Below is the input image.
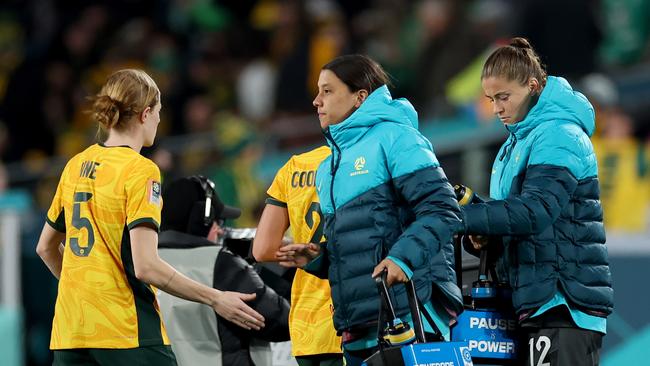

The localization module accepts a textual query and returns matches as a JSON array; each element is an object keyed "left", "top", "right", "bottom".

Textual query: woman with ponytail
[
  {"left": 458, "top": 38, "right": 613, "bottom": 365},
  {"left": 36, "top": 69, "right": 264, "bottom": 365}
]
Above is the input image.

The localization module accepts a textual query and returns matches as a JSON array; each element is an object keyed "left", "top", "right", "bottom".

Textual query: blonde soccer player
[{"left": 36, "top": 69, "right": 264, "bottom": 365}]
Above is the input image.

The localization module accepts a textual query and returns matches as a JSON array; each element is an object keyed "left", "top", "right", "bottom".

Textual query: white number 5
[{"left": 529, "top": 335, "right": 551, "bottom": 366}]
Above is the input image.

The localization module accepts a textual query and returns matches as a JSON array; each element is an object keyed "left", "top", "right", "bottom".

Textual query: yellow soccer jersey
[
  {"left": 46, "top": 143, "right": 170, "bottom": 349},
  {"left": 266, "top": 146, "right": 341, "bottom": 356},
  {"left": 593, "top": 137, "right": 650, "bottom": 231}
]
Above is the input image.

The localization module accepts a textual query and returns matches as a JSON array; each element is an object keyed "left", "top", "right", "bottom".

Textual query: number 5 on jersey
[{"left": 70, "top": 192, "right": 95, "bottom": 257}]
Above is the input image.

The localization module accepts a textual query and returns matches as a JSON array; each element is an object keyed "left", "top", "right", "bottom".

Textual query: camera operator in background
[
  {"left": 157, "top": 176, "right": 290, "bottom": 366},
  {"left": 457, "top": 38, "right": 613, "bottom": 365}
]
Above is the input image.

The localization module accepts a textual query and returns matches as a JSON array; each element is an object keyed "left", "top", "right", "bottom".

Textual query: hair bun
[
  {"left": 510, "top": 37, "right": 532, "bottom": 50},
  {"left": 90, "top": 69, "right": 160, "bottom": 133},
  {"left": 93, "top": 94, "right": 121, "bottom": 130}
]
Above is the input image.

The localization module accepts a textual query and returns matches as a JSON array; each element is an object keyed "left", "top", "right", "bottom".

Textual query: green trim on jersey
[
  {"left": 53, "top": 345, "right": 177, "bottom": 366},
  {"left": 120, "top": 226, "right": 165, "bottom": 346},
  {"left": 46, "top": 209, "right": 66, "bottom": 233},
  {"left": 127, "top": 218, "right": 160, "bottom": 232}
]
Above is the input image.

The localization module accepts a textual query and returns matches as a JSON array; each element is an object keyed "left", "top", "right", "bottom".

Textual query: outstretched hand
[
  {"left": 275, "top": 243, "right": 321, "bottom": 268},
  {"left": 211, "top": 291, "right": 265, "bottom": 331},
  {"left": 372, "top": 258, "right": 407, "bottom": 287}
]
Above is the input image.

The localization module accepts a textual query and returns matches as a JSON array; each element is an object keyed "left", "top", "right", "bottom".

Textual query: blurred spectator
[
  {"left": 184, "top": 94, "right": 215, "bottom": 133},
  {"left": 352, "top": 0, "right": 412, "bottom": 96},
  {"left": 208, "top": 111, "right": 266, "bottom": 227},
  {"left": 0, "top": 121, "right": 9, "bottom": 159},
  {"left": 306, "top": 0, "right": 349, "bottom": 96},
  {"left": 582, "top": 73, "right": 650, "bottom": 232},
  {"left": 237, "top": 58, "right": 277, "bottom": 122},
  {"left": 272, "top": 0, "right": 313, "bottom": 113},
  {"left": 0, "top": 14, "right": 23, "bottom": 101},
  {"left": 1, "top": 59, "right": 54, "bottom": 161},
  {"left": 592, "top": 109, "right": 650, "bottom": 232},
  {"left": 516, "top": 0, "right": 601, "bottom": 81},
  {"left": 599, "top": 0, "right": 650, "bottom": 68},
  {"left": 411, "top": 0, "right": 490, "bottom": 117}
]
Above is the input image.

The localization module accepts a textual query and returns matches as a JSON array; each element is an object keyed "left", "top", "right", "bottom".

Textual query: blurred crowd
[
  {"left": 0, "top": 1, "right": 649, "bottom": 365},
  {"left": 1, "top": 0, "right": 650, "bottom": 231}
]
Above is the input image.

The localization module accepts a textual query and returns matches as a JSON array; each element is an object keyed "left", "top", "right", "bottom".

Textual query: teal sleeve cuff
[
  {"left": 304, "top": 253, "right": 324, "bottom": 272},
  {"left": 387, "top": 256, "right": 413, "bottom": 279},
  {"left": 302, "top": 243, "right": 329, "bottom": 279}
]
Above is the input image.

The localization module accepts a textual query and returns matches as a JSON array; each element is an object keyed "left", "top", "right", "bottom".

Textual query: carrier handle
[{"left": 375, "top": 270, "right": 445, "bottom": 344}]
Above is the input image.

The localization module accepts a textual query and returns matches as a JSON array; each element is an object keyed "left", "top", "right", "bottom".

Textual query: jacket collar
[
  {"left": 505, "top": 76, "right": 595, "bottom": 139},
  {"left": 324, "top": 85, "right": 419, "bottom": 150}
]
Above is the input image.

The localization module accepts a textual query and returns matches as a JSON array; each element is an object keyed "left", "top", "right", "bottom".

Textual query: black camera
[
  {"left": 220, "top": 226, "right": 295, "bottom": 301},
  {"left": 220, "top": 227, "right": 257, "bottom": 259}
]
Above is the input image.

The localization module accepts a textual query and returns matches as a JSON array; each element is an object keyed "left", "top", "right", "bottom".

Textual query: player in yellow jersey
[
  {"left": 35, "top": 69, "right": 264, "bottom": 366},
  {"left": 253, "top": 146, "right": 343, "bottom": 366}
]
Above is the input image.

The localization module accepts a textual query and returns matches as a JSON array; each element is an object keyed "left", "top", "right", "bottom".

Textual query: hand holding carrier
[
  {"left": 363, "top": 270, "right": 473, "bottom": 366},
  {"left": 452, "top": 184, "right": 519, "bottom": 365}
]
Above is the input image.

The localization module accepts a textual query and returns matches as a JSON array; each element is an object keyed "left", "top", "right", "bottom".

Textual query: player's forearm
[
  {"left": 253, "top": 204, "right": 290, "bottom": 262},
  {"left": 36, "top": 224, "right": 66, "bottom": 280},
  {"left": 136, "top": 257, "right": 217, "bottom": 306},
  {"left": 252, "top": 236, "right": 283, "bottom": 262},
  {"left": 37, "top": 247, "right": 63, "bottom": 280}
]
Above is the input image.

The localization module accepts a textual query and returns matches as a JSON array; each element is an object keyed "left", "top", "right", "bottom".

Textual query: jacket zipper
[
  {"left": 323, "top": 129, "right": 347, "bottom": 328},
  {"left": 499, "top": 132, "right": 517, "bottom": 161},
  {"left": 497, "top": 132, "right": 517, "bottom": 198}
]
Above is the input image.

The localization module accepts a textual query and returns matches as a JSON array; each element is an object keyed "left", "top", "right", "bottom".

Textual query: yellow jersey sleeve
[
  {"left": 46, "top": 164, "right": 69, "bottom": 233},
  {"left": 266, "top": 158, "right": 292, "bottom": 207},
  {"left": 125, "top": 161, "right": 162, "bottom": 231}
]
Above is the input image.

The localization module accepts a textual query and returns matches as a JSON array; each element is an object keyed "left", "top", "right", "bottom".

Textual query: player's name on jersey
[
  {"left": 291, "top": 170, "right": 316, "bottom": 188},
  {"left": 80, "top": 160, "right": 100, "bottom": 179}
]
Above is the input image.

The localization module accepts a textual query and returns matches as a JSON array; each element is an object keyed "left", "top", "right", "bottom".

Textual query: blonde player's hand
[
  {"left": 211, "top": 291, "right": 265, "bottom": 330},
  {"left": 276, "top": 243, "right": 321, "bottom": 268},
  {"left": 372, "top": 258, "right": 408, "bottom": 287}
]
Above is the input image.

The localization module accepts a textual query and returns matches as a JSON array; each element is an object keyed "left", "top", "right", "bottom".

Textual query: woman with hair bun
[
  {"left": 459, "top": 38, "right": 613, "bottom": 365},
  {"left": 36, "top": 69, "right": 264, "bottom": 365}
]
